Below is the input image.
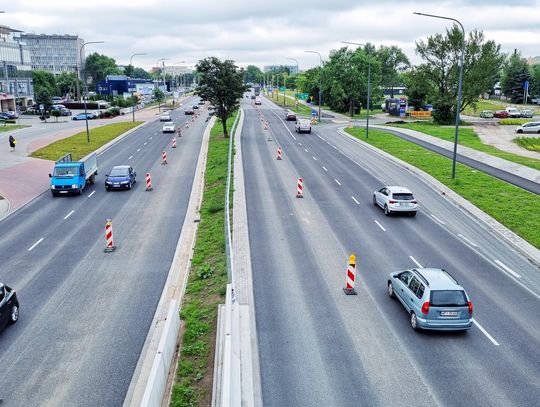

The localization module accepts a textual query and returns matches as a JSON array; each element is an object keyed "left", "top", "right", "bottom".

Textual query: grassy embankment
[
  {"left": 385, "top": 122, "right": 540, "bottom": 171},
  {"left": 514, "top": 137, "right": 540, "bottom": 152},
  {"left": 0, "top": 124, "right": 29, "bottom": 132},
  {"left": 345, "top": 127, "right": 540, "bottom": 249},
  {"left": 30, "top": 122, "right": 142, "bottom": 161},
  {"left": 170, "top": 112, "right": 238, "bottom": 406}
]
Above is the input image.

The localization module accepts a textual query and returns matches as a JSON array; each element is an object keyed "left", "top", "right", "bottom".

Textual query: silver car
[
  {"left": 515, "top": 122, "right": 540, "bottom": 134},
  {"left": 373, "top": 186, "right": 417, "bottom": 216},
  {"left": 387, "top": 268, "right": 473, "bottom": 331}
]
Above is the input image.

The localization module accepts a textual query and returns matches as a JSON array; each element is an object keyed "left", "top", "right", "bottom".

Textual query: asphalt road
[
  {"left": 0, "top": 98, "right": 207, "bottom": 406},
  {"left": 243, "top": 97, "right": 540, "bottom": 406}
]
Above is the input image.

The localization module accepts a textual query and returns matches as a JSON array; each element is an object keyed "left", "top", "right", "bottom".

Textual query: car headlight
[
  {"left": 120, "top": 180, "right": 129, "bottom": 184},
  {"left": 71, "top": 184, "right": 78, "bottom": 188},
  {"left": 51, "top": 185, "right": 56, "bottom": 189},
  {"left": 105, "top": 180, "right": 112, "bottom": 184}
]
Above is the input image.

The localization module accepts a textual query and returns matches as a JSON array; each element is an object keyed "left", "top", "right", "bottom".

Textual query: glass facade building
[{"left": 19, "top": 34, "right": 84, "bottom": 75}]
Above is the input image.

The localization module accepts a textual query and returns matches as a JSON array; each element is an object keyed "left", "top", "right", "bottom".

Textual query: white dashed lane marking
[
  {"left": 28, "top": 238, "right": 44, "bottom": 252},
  {"left": 64, "top": 210, "right": 75, "bottom": 220}
]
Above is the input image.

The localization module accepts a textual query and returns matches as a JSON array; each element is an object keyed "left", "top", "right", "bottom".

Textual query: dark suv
[{"left": 0, "top": 283, "right": 19, "bottom": 333}]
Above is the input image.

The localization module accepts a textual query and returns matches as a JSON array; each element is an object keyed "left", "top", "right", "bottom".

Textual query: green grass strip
[
  {"left": 498, "top": 118, "right": 532, "bottom": 125},
  {"left": 171, "top": 112, "right": 238, "bottom": 407},
  {"left": 30, "top": 121, "right": 142, "bottom": 161},
  {"left": 345, "top": 127, "right": 540, "bottom": 249},
  {"left": 514, "top": 137, "right": 540, "bottom": 152},
  {"left": 0, "top": 125, "right": 29, "bottom": 133},
  {"left": 385, "top": 122, "right": 540, "bottom": 172}
]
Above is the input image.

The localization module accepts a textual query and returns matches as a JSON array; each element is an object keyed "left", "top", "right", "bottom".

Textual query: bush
[
  {"left": 196, "top": 263, "right": 214, "bottom": 280},
  {"left": 499, "top": 118, "right": 531, "bottom": 125},
  {"left": 109, "top": 107, "right": 121, "bottom": 116}
]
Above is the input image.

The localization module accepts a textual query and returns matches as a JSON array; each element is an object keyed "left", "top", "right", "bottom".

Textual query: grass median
[
  {"left": 345, "top": 127, "right": 540, "bottom": 249},
  {"left": 385, "top": 122, "right": 540, "bottom": 171},
  {"left": 171, "top": 112, "right": 238, "bottom": 407},
  {"left": 515, "top": 137, "right": 540, "bottom": 152},
  {"left": 0, "top": 124, "right": 29, "bottom": 133},
  {"left": 30, "top": 121, "right": 143, "bottom": 161}
]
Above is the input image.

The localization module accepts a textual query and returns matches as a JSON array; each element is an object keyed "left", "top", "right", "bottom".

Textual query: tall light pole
[
  {"left": 129, "top": 52, "right": 146, "bottom": 122},
  {"left": 342, "top": 41, "right": 372, "bottom": 138},
  {"left": 305, "top": 50, "right": 323, "bottom": 122},
  {"left": 80, "top": 41, "right": 105, "bottom": 144},
  {"left": 155, "top": 58, "right": 168, "bottom": 111},
  {"left": 414, "top": 11, "right": 465, "bottom": 180},
  {"left": 171, "top": 61, "right": 185, "bottom": 105}
]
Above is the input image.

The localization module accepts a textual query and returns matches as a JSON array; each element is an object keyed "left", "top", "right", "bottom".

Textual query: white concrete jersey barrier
[{"left": 140, "top": 300, "right": 180, "bottom": 406}]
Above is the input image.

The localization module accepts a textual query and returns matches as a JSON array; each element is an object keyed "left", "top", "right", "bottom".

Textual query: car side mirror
[
  {"left": 49, "top": 173, "right": 52, "bottom": 178},
  {"left": 105, "top": 174, "right": 108, "bottom": 177},
  {"left": 392, "top": 274, "right": 399, "bottom": 278}
]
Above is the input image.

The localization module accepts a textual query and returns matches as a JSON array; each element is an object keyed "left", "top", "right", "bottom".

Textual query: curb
[{"left": 338, "top": 127, "right": 540, "bottom": 267}]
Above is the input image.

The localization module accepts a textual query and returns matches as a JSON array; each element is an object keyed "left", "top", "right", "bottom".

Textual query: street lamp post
[
  {"left": 129, "top": 53, "right": 147, "bottom": 122},
  {"left": 342, "top": 41, "right": 372, "bottom": 138},
  {"left": 171, "top": 61, "right": 185, "bottom": 105},
  {"left": 305, "top": 51, "right": 323, "bottom": 122},
  {"left": 414, "top": 11, "right": 465, "bottom": 180},
  {"left": 80, "top": 41, "right": 105, "bottom": 143},
  {"left": 155, "top": 58, "right": 168, "bottom": 112}
]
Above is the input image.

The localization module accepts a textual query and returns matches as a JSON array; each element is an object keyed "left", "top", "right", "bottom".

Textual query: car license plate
[
  {"left": 113, "top": 184, "right": 120, "bottom": 187},
  {"left": 60, "top": 191, "right": 68, "bottom": 194},
  {"left": 400, "top": 202, "right": 410, "bottom": 206},
  {"left": 440, "top": 311, "right": 458, "bottom": 317}
]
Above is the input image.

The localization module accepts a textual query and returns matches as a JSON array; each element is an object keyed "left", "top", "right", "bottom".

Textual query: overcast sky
[{"left": 4, "top": 0, "right": 540, "bottom": 70}]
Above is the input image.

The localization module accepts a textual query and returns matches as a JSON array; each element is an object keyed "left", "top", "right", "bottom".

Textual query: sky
[{"left": 3, "top": 0, "right": 540, "bottom": 71}]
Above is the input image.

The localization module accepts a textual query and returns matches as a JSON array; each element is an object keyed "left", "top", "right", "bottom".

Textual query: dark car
[
  {"left": 72, "top": 113, "right": 95, "bottom": 121},
  {"left": 198, "top": 100, "right": 206, "bottom": 105},
  {"left": 0, "top": 283, "right": 19, "bottom": 333},
  {"left": 251, "top": 95, "right": 256, "bottom": 100},
  {"left": 193, "top": 105, "right": 200, "bottom": 110},
  {"left": 493, "top": 110, "right": 510, "bottom": 119},
  {"left": 105, "top": 165, "right": 136, "bottom": 191},
  {"left": 185, "top": 109, "right": 195, "bottom": 115},
  {"left": 0, "top": 111, "right": 18, "bottom": 119},
  {"left": 285, "top": 111, "right": 297, "bottom": 121}
]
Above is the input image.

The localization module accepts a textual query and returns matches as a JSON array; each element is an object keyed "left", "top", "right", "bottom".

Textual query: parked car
[
  {"left": 105, "top": 165, "right": 136, "bottom": 191},
  {"left": 51, "top": 96, "right": 64, "bottom": 103},
  {"left": 0, "top": 111, "right": 18, "bottom": 119},
  {"left": 198, "top": 100, "right": 206, "bottom": 105},
  {"left": 387, "top": 268, "right": 473, "bottom": 331},
  {"left": 160, "top": 113, "right": 171, "bottom": 121},
  {"left": 493, "top": 110, "right": 510, "bottom": 119},
  {"left": 52, "top": 106, "right": 71, "bottom": 116},
  {"left": 373, "top": 186, "right": 418, "bottom": 216},
  {"left": 162, "top": 121, "right": 176, "bottom": 133},
  {"left": 72, "top": 113, "right": 95, "bottom": 121},
  {"left": 479, "top": 110, "right": 494, "bottom": 118},
  {"left": 0, "top": 283, "right": 19, "bottom": 333},
  {"left": 520, "top": 109, "right": 534, "bottom": 118},
  {"left": 285, "top": 111, "right": 297, "bottom": 121},
  {"left": 295, "top": 118, "right": 311, "bottom": 133},
  {"left": 96, "top": 100, "right": 111, "bottom": 108},
  {"left": 192, "top": 105, "right": 199, "bottom": 110},
  {"left": 505, "top": 107, "right": 521, "bottom": 118},
  {"left": 515, "top": 122, "right": 540, "bottom": 134},
  {"left": 185, "top": 109, "right": 194, "bottom": 115},
  {"left": 251, "top": 95, "right": 256, "bottom": 100}
]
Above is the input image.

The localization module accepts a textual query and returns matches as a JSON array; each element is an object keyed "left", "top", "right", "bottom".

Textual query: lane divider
[
  {"left": 343, "top": 254, "right": 357, "bottom": 295},
  {"left": 28, "top": 237, "right": 44, "bottom": 252},
  {"left": 64, "top": 210, "right": 75, "bottom": 220}
]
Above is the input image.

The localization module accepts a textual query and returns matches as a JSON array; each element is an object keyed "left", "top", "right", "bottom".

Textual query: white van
[{"left": 295, "top": 118, "right": 312, "bottom": 133}]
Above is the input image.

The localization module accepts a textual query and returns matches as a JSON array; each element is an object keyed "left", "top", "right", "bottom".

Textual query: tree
[
  {"left": 376, "top": 45, "right": 410, "bottom": 98},
  {"left": 132, "top": 67, "right": 151, "bottom": 80},
  {"left": 500, "top": 52, "right": 532, "bottom": 103},
  {"left": 56, "top": 72, "right": 82, "bottom": 98},
  {"left": 413, "top": 25, "right": 504, "bottom": 124},
  {"left": 153, "top": 88, "right": 164, "bottom": 102},
  {"left": 32, "top": 70, "right": 57, "bottom": 97},
  {"left": 84, "top": 53, "right": 121, "bottom": 86},
  {"left": 403, "top": 70, "right": 429, "bottom": 110},
  {"left": 531, "top": 64, "right": 540, "bottom": 99},
  {"left": 296, "top": 67, "right": 321, "bottom": 105},
  {"left": 51, "top": 109, "right": 61, "bottom": 123},
  {"left": 195, "top": 57, "right": 247, "bottom": 137},
  {"left": 244, "top": 65, "right": 264, "bottom": 84}
]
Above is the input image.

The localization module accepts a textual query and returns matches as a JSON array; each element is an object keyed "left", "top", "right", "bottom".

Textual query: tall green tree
[
  {"left": 195, "top": 57, "right": 247, "bottom": 137},
  {"left": 32, "top": 70, "right": 57, "bottom": 97},
  {"left": 132, "top": 67, "right": 151, "bottom": 80},
  {"left": 296, "top": 67, "right": 321, "bottom": 105},
  {"left": 376, "top": 45, "right": 410, "bottom": 98},
  {"left": 531, "top": 64, "right": 540, "bottom": 99},
  {"left": 56, "top": 72, "right": 82, "bottom": 97},
  {"left": 413, "top": 25, "right": 504, "bottom": 124},
  {"left": 500, "top": 52, "right": 532, "bottom": 103},
  {"left": 84, "top": 53, "right": 121, "bottom": 86},
  {"left": 244, "top": 65, "right": 264, "bottom": 84}
]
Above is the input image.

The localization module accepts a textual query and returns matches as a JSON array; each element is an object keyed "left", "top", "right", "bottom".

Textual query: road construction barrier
[
  {"left": 145, "top": 173, "right": 153, "bottom": 191},
  {"left": 264, "top": 121, "right": 268, "bottom": 130},
  {"left": 277, "top": 146, "right": 282, "bottom": 160},
  {"left": 296, "top": 178, "right": 303, "bottom": 198},
  {"left": 104, "top": 219, "right": 116, "bottom": 252},
  {"left": 162, "top": 151, "right": 167, "bottom": 165},
  {"left": 172, "top": 137, "right": 177, "bottom": 148},
  {"left": 343, "top": 254, "right": 357, "bottom": 295}
]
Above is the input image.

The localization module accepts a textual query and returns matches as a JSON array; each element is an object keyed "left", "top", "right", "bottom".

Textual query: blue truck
[{"left": 49, "top": 153, "right": 98, "bottom": 196}]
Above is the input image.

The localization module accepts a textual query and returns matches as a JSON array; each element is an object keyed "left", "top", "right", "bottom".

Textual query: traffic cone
[
  {"left": 343, "top": 255, "right": 357, "bottom": 295},
  {"left": 296, "top": 178, "right": 303, "bottom": 198},
  {"left": 162, "top": 151, "right": 167, "bottom": 165},
  {"left": 104, "top": 219, "right": 116, "bottom": 252},
  {"left": 145, "top": 173, "right": 153, "bottom": 191}
]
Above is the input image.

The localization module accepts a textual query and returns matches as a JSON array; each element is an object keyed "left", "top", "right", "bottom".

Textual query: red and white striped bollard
[
  {"left": 172, "top": 137, "right": 176, "bottom": 148},
  {"left": 277, "top": 146, "right": 282, "bottom": 160},
  {"left": 296, "top": 177, "right": 303, "bottom": 198},
  {"left": 145, "top": 172, "right": 152, "bottom": 191},
  {"left": 104, "top": 219, "right": 116, "bottom": 252},
  {"left": 162, "top": 151, "right": 167, "bottom": 165},
  {"left": 343, "top": 254, "right": 357, "bottom": 295}
]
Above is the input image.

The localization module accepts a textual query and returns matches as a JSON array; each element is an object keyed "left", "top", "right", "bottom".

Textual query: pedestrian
[{"left": 9, "top": 135, "right": 16, "bottom": 152}]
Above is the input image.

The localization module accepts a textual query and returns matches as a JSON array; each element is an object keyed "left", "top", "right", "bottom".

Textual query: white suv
[
  {"left": 505, "top": 107, "right": 521, "bottom": 118},
  {"left": 295, "top": 118, "right": 312, "bottom": 133},
  {"left": 373, "top": 186, "right": 418, "bottom": 216}
]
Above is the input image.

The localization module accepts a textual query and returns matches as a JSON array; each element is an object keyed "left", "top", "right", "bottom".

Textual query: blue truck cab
[{"left": 49, "top": 153, "right": 98, "bottom": 196}]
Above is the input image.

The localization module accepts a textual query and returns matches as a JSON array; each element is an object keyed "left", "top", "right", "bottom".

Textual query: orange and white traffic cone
[
  {"left": 162, "top": 151, "right": 167, "bottom": 165},
  {"left": 145, "top": 172, "right": 153, "bottom": 191},
  {"left": 296, "top": 178, "right": 303, "bottom": 198},
  {"left": 343, "top": 255, "right": 357, "bottom": 295},
  {"left": 277, "top": 146, "right": 282, "bottom": 160},
  {"left": 172, "top": 137, "right": 177, "bottom": 148},
  {"left": 104, "top": 219, "right": 116, "bottom": 252}
]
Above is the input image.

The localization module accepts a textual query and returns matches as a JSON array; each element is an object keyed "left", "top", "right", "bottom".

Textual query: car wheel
[
  {"left": 373, "top": 195, "right": 378, "bottom": 206},
  {"left": 410, "top": 312, "right": 420, "bottom": 331},
  {"left": 51, "top": 190, "right": 59, "bottom": 197},
  {"left": 410, "top": 211, "right": 417, "bottom": 217},
  {"left": 9, "top": 304, "right": 19, "bottom": 324},
  {"left": 537, "top": 130, "right": 540, "bottom": 134},
  {"left": 517, "top": 129, "right": 523, "bottom": 133},
  {"left": 127, "top": 182, "right": 132, "bottom": 190},
  {"left": 387, "top": 282, "right": 395, "bottom": 298},
  {"left": 105, "top": 187, "right": 110, "bottom": 192},
  {"left": 384, "top": 205, "right": 391, "bottom": 216}
]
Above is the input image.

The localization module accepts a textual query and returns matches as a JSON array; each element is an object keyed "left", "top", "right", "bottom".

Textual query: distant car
[
  {"left": 96, "top": 100, "right": 111, "bottom": 108},
  {"left": 251, "top": 95, "right": 256, "bottom": 100},
  {"left": 52, "top": 106, "right": 72, "bottom": 116},
  {"left": 0, "top": 111, "right": 18, "bottom": 119},
  {"left": 254, "top": 97, "right": 262, "bottom": 105},
  {"left": 160, "top": 113, "right": 171, "bottom": 121},
  {"left": 185, "top": 109, "right": 194, "bottom": 115},
  {"left": 285, "top": 111, "right": 297, "bottom": 121},
  {"left": 373, "top": 186, "right": 417, "bottom": 216},
  {"left": 295, "top": 118, "right": 311, "bottom": 133},
  {"left": 387, "top": 268, "right": 473, "bottom": 331},
  {"left": 198, "top": 100, "right": 206, "bottom": 105},
  {"left": 72, "top": 113, "right": 95, "bottom": 120},
  {"left": 479, "top": 110, "right": 493, "bottom": 118},
  {"left": 515, "top": 122, "right": 540, "bottom": 134},
  {"left": 162, "top": 121, "right": 176, "bottom": 133},
  {"left": 192, "top": 105, "right": 199, "bottom": 110},
  {"left": 493, "top": 110, "right": 509, "bottom": 119},
  {"left": 0, "top": 283, "right": 19, "bottom": 333},
  {"left": 105, "top": 165, "right": 136, "bottom": 191},
  {"left": 51, "top": 96, "right": 63, "bottom": 103},
  {"left": 520, "top": 109, "right": 534, "bottom": 118},
  {"left": 505, "top": 107, "right": 521, "bottom": 118}
]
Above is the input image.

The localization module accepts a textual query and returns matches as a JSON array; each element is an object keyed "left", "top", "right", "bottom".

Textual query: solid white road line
[
  {"left": 317, "top": 134, "right": 324, "bottom": 140},
  {"left": 291, "top": 134, "right": 297, "bottom": 141},
  {"left": 64, "top": 210, "right": 75, "bottom": 220},
  {"left": 351, "top": 196, "right": 360, "bottom": 205},
  {"left": 129, "top": 155, "right": 133, "bottom": 160},
  {"left": 137, "top": 148, "right": 141, "bottom": 152},
  {"left": 334, "top": 179, "right": 341, "bottom": 186},
  {"left": 409, "top": 256, "right": 422, "bottom": 268},
  {"left": 458, "top": 233, "right": 478, "bottom": 247},
  {"left": 473, "top": 319, "right": 500, "bottom": 346},
  {"left": 430, "top": 214, "right": 446, "bottom": 225},
  {"left": 150, "top": 136, "right": 153, "bottom": 140},
  {"left": 299, "top": 142, "right": 302, "bottom": 146},
  {"left": 374, "top": 220, "right": 386, "bottom": 231},
  {"left": 28, "top": 238, "right": 44, "bottom": 252},
  {"left": 495, "top": 260, "right": 522, "bottom": 278},
  {"left": 304, "top": 148, "right": 309, "bottom": 153},
  {"left": 88, "top": 191, "right": 96, "bottom": 198},
  {"left": 312, "top": 156, "right": 318, "bottom": 161},
  {"left": 144, "top": 142, "right": 147, "bottom": 145},
  {"left": 322, "top": 166, "right": 328, "bottom": 172}
]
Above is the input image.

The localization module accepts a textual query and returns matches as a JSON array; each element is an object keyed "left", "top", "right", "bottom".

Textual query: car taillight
[
  {"left": 468, "top": 301, "right": 473, "bottom": 315},
  {"left": 421, "top": 302, "right": 430, "bottom": 315},
  {"left": 412, "top": 200, "right": 417, "bottom": 204},
  {"left": 389, "top": 200, "right": 397, "bottom": 204}
]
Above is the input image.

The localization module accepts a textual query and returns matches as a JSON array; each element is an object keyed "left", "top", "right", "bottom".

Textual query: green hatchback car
[{"left": 479, "top": 110, "right": 494, "bottom": 118}]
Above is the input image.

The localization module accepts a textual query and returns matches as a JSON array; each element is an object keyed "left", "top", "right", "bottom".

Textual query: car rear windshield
[
  {"left": 430, "top": 290, "right": 467, "bottom": 306},
  {"left": 392, "top": 193, "right": 414, "bottom": 200}
]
